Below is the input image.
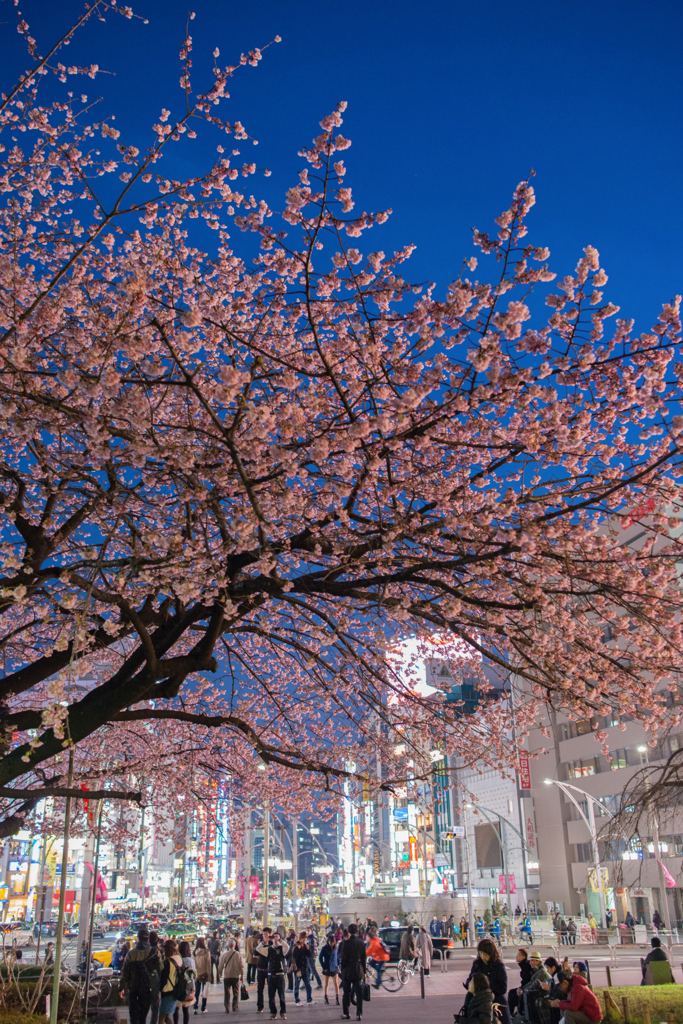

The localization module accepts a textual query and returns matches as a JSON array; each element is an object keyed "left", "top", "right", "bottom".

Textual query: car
[
  {"left": 377, "top": 926, "right": 455, "bottom": 962},
  {"left": 92, "top": 924, "right": 107, "bottom": 938}
]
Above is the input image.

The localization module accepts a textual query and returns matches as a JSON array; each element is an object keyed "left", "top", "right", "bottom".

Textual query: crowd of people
[{"left": 460, "top": 940, "right": 603, "bottom": 1024}]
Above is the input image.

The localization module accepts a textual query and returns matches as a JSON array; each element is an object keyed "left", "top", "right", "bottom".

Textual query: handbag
[
  {"left": 240, "top": 984, "right": 249, "bottom": 1001},
  {"left": 362, "top": 983, "right": 371, "bottom": 1002}
]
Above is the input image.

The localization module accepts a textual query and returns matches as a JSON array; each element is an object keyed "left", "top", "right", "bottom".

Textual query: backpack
[
  {"left": 173, "top": 962, "right": 196, "bottom": 1003},
  {"left": 130, "top": 951, "right": 161, "bottom": 994}
]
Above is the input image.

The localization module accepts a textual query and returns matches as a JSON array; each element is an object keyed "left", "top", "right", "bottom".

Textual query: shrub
[{"left": 600, "top": 985, "right": 683, "bottom": 1024}]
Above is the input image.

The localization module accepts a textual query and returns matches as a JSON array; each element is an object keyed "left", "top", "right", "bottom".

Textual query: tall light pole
[
  {"left": 544, "top": 779, "right": 612, "bottom": 930},
  {"left": 637, "top": 746, "right": 673, "bottom": 933}
]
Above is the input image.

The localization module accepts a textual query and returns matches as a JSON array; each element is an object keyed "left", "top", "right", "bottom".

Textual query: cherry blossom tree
[{"left": 1, "top": 2, "right": 683, "bottom": 837}]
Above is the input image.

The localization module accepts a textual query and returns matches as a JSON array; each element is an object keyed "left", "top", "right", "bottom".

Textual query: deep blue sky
[{"left": 2, "top": 0, "right": 682, "bottom": 331}]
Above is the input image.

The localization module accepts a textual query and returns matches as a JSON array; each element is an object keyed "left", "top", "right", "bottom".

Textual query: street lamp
[{"left": 544, "top": 778, "right": 612, "bottom": 930}]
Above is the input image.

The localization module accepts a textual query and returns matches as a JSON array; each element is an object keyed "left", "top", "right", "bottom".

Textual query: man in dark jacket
[
  {"left": 120, "top": 928, "right": 163, "bottom": 1024},
  {"left": 256, "top": 927, "right": 273, "bottom": 1013},
  {"left": 340, "top": 924, "right": 366, "bottom": 1022},
  {"left": 307, "top": 928, "right": 323, "bottom": 989},
  {"left": 641, "top": 936, "right": 669, "bottom": 984},
  {"left": 256, "top": 932, "right": 290, "bottom": 1019},
  {"left": 209, "top": 931, "right": 222, "bottom": 984}
]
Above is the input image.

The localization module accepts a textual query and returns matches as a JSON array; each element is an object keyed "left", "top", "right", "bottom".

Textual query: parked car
[{"left": 377, "top": 926, "right": 456, "bottom": 962}]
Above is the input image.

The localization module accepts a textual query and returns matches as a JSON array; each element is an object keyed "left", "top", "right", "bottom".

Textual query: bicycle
[
  {"left": 396, "top": 953, "right": 423, "bottom": 986},
  {"left": 365, "top": 960, "right": 402, "bottom": 993},
  {"left": 515, "top": 927, "right": 534, "bottom": 946}
]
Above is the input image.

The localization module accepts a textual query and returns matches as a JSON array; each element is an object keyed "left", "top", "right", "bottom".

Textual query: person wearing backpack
[
  {"left": 159, "top": 940, "right": 184, "bottom": 1024},
  {"left": 120, "top": 928, "right": 163, "bottom": 1024},
  {"left": 218, "top": 938, "right": 244, "bottom": 1014},
  {"left": 173, "top": 942, "right": 197, "bottom": 1024},
  {"left": 193, "top": 938, "right": 212, "bottom": 1014},
  {"left": 149, "top": 932, "right": 163, "bottom": 1024}
]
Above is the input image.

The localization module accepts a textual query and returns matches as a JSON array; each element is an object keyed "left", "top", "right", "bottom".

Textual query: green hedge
[{"left": 601, "top": 985, "right": 683, "bottom": 1024}]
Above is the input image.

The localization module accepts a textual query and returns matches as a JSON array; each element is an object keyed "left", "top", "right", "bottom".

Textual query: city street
[{"left": 109, "top": 948, "right": 683, "bottom": 1024}]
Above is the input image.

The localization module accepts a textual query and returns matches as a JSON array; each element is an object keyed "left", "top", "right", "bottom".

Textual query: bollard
[
  {"left": 606, "top": 966, "right": 612, "bottom": 987},
  {"left": 643, "top": 1006, "right": 651, "bottom": 1024},
  {"left": 45, "top": 995, "right": 50, "bottom": 1021},
  {"left": 622, "top": 996, "right": 630, "bottom": 1024},
  {"left": 420, "top": 965, "right": 425, "bottom": 999}
]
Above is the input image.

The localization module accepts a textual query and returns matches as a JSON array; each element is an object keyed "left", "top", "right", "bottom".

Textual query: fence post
[
  {"left": 643, "top": 1006, "right": 651, "bottom": 1024},
  {"left": 420, "top": 964, "right": 425, "bottom": 999},
  {"left": 622, "top": 996, "right": 630, "bottom": 1024},
  {"left": 606, "top": 966, "right": 612, "bottom": 987}
]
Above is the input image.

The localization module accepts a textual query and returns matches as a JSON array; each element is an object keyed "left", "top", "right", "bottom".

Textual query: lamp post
[
  {"left": 637, "top": 745, "right": 673, "bottom": 933},
  {"left": 544, "top": 778, "right": 612, "bottom": 930}
]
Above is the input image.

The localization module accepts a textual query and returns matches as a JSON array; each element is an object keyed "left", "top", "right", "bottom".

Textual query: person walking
[
  {"left": 256, "top": 932, "right": 288, "bottom": 1020},
  {"left": 209, "top": 932, "right": 222, "bottom": 985},
  {"left": 292, "top": 931, "right": 315, "bottom": 1006},
  {"left": 44, "top": 942, "right": 55, "bottom": 967},
  {"left": 193, "top": 938, "right": 212, "bottom": 1014},
  {"left": 120, "top": 927, "right": 163, "bottom": 1024},
  {"left": 365, "top": 927, "right": 388, "bottom": 989},
  {"left": 567, "top": 920, "right": 577, "bottom": 946},
  {"left": 587, "top": 915, "right": 597, "bottom": 944},
  {"left": 219, "top": 938, "right": 245, "bottom": 1014},
  {"left": 416, "top": 927, "right": 433, "bottom": 977},
  {"left": 174, "top": 942, "right": 197, "bottom": 1024},
  {"left": 652, "top": 909, "right": 664, "bottom": 932},
  {"left": 159, "top": 940, "right": 184, "bottom": 1024},
  {"left": 307, "top": 928, "right": 323, "bottom": 989},
  {"left": 465, "top": 939, "right": 508, "bottom": 1024},
  {"left": 245, "top": 931, "right": 258, "bottom": 985},
  {"left": 340, "top": 923, "right": 366, "bottom": 1022},
  {"left": 149, "top": 932, "right": 163, "bottom": 1024},
  {"left": 319, "top": 933, "right": 340, "bottom": 1004},
  {"left": 285, "top": 929, "right": 296, "bottom": 992}
]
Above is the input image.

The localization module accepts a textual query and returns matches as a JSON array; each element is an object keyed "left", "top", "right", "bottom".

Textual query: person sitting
[
  {"left": 550, "top": 971, "right": 602, "bottom": 1024},
  {"left": 541, "top": 960, "right": 561, "bottom": 1024},
  {"left": 520, "top": 952, "right": 550, "bottom": 1024},
  {"left": 508, "top": 949, "right": 532, "bottom": 1018},
  {"left": 461, "top": 973, "right": 494, "bottom": 1024},
  {"left": 641, "top": 937, "right": 672, "bottom": 985}
]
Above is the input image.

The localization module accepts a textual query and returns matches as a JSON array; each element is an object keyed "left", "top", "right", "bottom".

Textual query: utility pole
[
  {"left": 243, "top": 810, "right": 251, "bottom": 932},
  {"left": 138, "top": 804, "right": 146, "bottom": 916},
  {"left": 279, "top": 825, "right": 285, "bottom": 916},
  {"left": 262, "top": 803, "right": 270, "bottom": 928},
  {"left": 462, "top": 808, "right": 475, "bottom": 943},
  {"left": 292, "top": 820, "right": 298, "bottom": 931}
]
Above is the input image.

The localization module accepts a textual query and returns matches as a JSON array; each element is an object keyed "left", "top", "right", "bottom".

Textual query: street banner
[{"left": 518, "top": 753, "right": 531, "bottom": 789}]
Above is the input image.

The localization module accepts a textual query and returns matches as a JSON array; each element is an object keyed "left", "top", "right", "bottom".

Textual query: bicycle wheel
[
  {"left": 396, "top": 960, "right": 410, "bottom": 985},
  {"left": 89, "top": 977, "right": 111, "bottom": 1007},
  {"left": 382, "top": 967, "right": 402, "bottom": 993}
]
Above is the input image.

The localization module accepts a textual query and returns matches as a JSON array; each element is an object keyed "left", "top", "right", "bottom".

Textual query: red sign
[
  {"left": 499, "top": 873, "right": 516, "bottom": 894},
  {"left": 518, "top": 752, "right": 531, "bottom": 790}
]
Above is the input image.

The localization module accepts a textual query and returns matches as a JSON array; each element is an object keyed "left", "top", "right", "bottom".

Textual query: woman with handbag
[
  {"left": 193, "top": 938, "right": 212, "bottom": 1014},
  {"left": 319, "top": 933, "right": 340, "bottom": 1005}
]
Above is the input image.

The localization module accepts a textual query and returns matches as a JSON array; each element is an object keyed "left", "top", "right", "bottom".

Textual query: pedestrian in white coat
[{"left": 416, "top": 927, "right": 433, "bottom": 976}]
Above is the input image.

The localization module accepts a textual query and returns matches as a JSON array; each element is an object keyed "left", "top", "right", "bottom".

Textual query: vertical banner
[
  {"left": 518, "top": 753, "right": 531, "bottom": 790},
  {"left": 521, "top": 797, "right": 538, "bottom": 869},
  {"left": 409, "top": 836, "right": 418, "bottom": 862}
]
